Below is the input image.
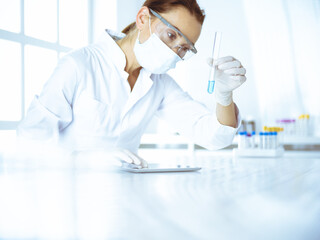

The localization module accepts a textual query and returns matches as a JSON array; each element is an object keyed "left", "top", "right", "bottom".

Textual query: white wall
[
  {"left": 92, "top": 0, "right": 117, "bottom": 41},
  {"left": 175, "top": 0, "right": 259, "bottom": 119},
  {"left": 116, "top": 0, "right": 144, "bottom": 32}
]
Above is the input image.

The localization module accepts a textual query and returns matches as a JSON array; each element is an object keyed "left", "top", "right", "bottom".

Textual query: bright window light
[
  {"left": 24, "top": 45, "right": 57, "bottom": 110},
  {"left": 0, "top": 0, "right": 20, "bottom": 33},
  {"left": 0, "top": 130, "right": 16, "bottom": 151},
  {"left": 0, "top": 39, "right": 21, "bottom": 121},
  {"left": 59, "top": 0, "right": 88, "bottom": 48},
  {"left": 24, "top": 0, "right": 57, "bottom": 42},
  {"left": 0, "top": 0, "right": 92, "bottom": 129}
]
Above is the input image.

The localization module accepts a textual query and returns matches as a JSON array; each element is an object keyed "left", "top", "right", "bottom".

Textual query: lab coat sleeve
[
  {"left": 17, "top": 55, "right": 79, "bottom": 141},
  {"left": 155, "top": 75, "right": 241, "bottom": 150}
]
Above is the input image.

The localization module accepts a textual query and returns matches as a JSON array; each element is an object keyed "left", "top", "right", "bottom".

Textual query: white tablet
[{"left": 120, "top": 163, "right": 201, "bottom": 173}]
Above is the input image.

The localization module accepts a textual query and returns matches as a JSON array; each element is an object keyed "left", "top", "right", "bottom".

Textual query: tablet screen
[{"left": 120, "top": 163, "right": 201, "bottom": 173}]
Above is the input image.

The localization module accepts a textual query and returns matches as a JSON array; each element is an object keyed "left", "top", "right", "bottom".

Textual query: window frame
[{"left": 0, "top": 0, "right": 93, "bottom": 130}]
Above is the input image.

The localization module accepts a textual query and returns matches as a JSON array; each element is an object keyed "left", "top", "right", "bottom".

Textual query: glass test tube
[
  {"left": 259, "top": 132, "right": 263, "bottom": 149},
  {"left": 266, "top": 132, "right": 271, "bottom": 149},
  {"left": 251, "top": 131, "right": 256, "bottom": 148},
  {"left": 246, "top": 133, "right": 252, "bottom": 148},
  {"left": 274, "top": 132, "right": 278, "bottom": 149},
  {"left": 207, "top": 31, "right": 222, "bottom": 94},
  {"left": 238, "top": 131, "right": 246, "bottom": 149}
]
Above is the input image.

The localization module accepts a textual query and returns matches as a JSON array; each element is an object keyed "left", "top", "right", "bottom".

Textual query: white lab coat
[{"left": 17, "top": 30, "right": 241, "bottom": 152}]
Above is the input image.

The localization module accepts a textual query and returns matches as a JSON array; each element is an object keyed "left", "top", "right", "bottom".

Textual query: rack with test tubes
[
  {"left": 233, "top": 127, "right": 285, "bottom": 158},
  {"left": 277, "top": 114, "right": 312, "bottom": 137}
]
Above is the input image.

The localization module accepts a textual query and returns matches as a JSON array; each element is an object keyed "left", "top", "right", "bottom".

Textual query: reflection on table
[{"left": 0, "top": 149, "right": 320, "bottom": 240}]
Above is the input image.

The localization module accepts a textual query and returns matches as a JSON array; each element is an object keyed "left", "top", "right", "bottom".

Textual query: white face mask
[{"left": 133, "top": 17, "right": 181, "bottom": 74}]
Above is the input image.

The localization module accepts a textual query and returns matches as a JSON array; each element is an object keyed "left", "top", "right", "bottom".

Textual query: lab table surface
[{"left": 0, "top": 149, "right": 320, "bottom": 240}]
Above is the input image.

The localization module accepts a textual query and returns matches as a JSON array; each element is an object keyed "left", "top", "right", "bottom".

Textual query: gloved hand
[
  {"left": 207, "top": 56, "right": 246, "bottom": 106},
  {"left": 111, "top": 148, "right": 148, "bottom": 169}
]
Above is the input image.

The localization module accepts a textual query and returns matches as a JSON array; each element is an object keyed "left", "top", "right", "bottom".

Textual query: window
[{"left": 0, "top": 0, "right": 91, "bottom": 132}]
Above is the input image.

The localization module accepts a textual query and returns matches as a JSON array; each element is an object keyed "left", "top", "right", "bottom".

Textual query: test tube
[
  {"left": 246, "top": 133, "right": 252, "bottom": 148},
  {"left": 266, "top": 132, "right": 271, "bottom": 149},
  {"left": 274, "top": 132, "right": 278, "bottom": 149},
  {"left": 269, "top": 132, "right": 274, "bottom": 149},
  {"left": 207, "top": 31, "right": 222, "bottom": 94},
  {"left": 259, "top": 132, "right": 264, "bottom": 149},
  {"left": 251, "top": 131, "right": 256, "bottom": 148},
  {"left": 238, "top": 131, "right": 246, "bottom": 149}
]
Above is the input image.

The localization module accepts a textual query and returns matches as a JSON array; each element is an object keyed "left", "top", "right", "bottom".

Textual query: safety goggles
[{"left": 149, "top": 8, "right": 197, "bottom": 60}]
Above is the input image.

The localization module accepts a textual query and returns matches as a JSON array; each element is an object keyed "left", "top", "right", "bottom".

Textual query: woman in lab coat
[{"left": 17, "top": 0, "right": 246, "bottom": 168}]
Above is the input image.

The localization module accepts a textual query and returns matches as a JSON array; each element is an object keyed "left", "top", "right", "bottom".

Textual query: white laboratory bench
[
  {"left": 140, "top": 133, "right": 320, "bottom": 151},
  {"left": 0, "top": 149, "right": 320, "bottom": 240}
]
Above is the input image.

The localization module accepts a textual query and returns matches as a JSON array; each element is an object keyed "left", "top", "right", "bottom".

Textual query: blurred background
[{"left": 0, "top": 0, "right": 319, "bottom": 150}]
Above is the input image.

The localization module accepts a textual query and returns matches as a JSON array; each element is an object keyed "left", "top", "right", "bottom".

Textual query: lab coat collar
[
  {"left": 99, "top": 30, "right": 154, "bottom": 118},
  {"left": 97, "top": 29, "right": 128, "bottom": 79},
  {"left": 120, "top": 68, "right": 153, "bottom": 119},
  {"left": 98, "top": 29, "right": 155, "bottom": 80}
]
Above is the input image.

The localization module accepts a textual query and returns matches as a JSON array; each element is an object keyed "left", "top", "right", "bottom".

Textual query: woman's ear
[{"left": 136, "top": 6, "right": 150, "bottom": 31}]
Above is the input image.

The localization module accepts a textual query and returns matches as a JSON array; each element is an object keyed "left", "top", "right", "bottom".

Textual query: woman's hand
[
  {"left": 71, "top": 148, "right": 148, "bottom": 169},
  {"left": 111, "top": 148, "right": 149, "bottom": 169},
  {"left": 207, "top": 56, "right": 246, "bottom": 106}
]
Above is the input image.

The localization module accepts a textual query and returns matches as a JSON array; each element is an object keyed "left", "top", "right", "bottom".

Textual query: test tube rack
[{"left": 232, "top": 147, "right": 285, "bottom": 158}]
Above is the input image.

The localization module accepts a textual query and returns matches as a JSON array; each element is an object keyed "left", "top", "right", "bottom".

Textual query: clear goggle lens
[{"left": 154, "top": 21, "right": 196, "bottom": 60}]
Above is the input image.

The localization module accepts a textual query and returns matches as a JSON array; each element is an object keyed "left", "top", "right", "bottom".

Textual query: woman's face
[{"left": 137, "top": 6, "right": 202, "bottom": 57}]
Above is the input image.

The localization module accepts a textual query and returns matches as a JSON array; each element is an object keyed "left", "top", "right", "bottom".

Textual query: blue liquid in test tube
[
  {"left": 207, "top": 32, "right": 222, "bottom": 94},
  {"left": 207, "top": 80, "right": 215, "bottom": 94}
]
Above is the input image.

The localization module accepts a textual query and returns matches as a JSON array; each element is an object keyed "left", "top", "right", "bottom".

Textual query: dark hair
[{"left": 122, "top": 0, "right": 205, "bottom": 34}]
